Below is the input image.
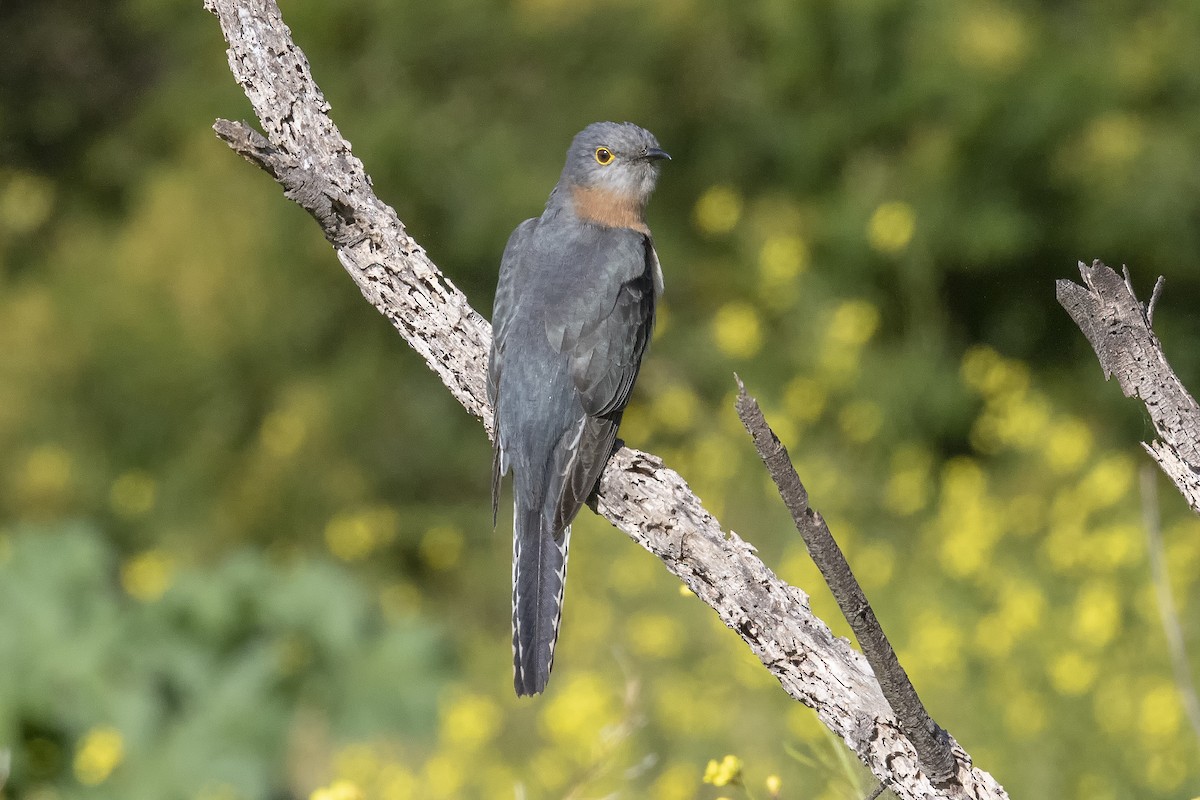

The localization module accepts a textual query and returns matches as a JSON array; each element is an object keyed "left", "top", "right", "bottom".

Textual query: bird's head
[{"left": 559, "top": 121, "right": 670, "bottom": 202}]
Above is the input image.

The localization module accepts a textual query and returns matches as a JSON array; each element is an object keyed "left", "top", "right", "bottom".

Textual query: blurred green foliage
[{"left": 2, "top": 0, "right": 1200, "bottom": 798}]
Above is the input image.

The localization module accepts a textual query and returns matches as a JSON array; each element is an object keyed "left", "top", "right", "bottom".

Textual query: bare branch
[
  {"left": 204, "top": 1, "right": 1009, "bottom": 797},
  {"left": 1057, "top": 260, "right": 1200, "bottom": 513},
  {"left": 734, "top": 377, "right": 957, "bottom": 786},
  {"left": 207, "top": 1, "right": 493, "bottom": 421}
]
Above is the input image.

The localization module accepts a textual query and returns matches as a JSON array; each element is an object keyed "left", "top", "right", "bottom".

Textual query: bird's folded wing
[
  {"left": 544, "top": 230, "right": 657, "bottom": 417},
  {"left": 544, "top": 230, "right": 658, "bottom": 530},
  {"left": 550, "top": 414, "right": 619, "bottom": 533},
  {"left": 489, "top": 217, "right": 539, "bottom": 522}
]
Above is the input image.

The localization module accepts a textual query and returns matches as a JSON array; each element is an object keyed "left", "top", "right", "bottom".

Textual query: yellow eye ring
[{"left": 594, "top": 147, "right": 614, "bottom": 165}]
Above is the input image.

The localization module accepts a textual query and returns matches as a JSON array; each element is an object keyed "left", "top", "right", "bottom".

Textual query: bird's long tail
[{"left": 512, "top": 487, "right": 570, "bottom": 696}]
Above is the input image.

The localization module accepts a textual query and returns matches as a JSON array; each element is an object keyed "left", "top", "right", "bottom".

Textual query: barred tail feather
[{"left": 512, "top": 491, "right": 570, "bottom": 696}]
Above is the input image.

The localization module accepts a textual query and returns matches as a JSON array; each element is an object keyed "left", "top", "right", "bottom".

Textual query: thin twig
[
  {"left": 734, "top": 376, "right": 958, "bottom": 786},
  {"left": 1146, "top": 275, "right": 1165, "bottom": 325},
  {"left": 865, "top": 781, "right": 890, "bottom": 800},
  {"left": 1140, "top": 466, "right": 1200, "bottom": 748}
]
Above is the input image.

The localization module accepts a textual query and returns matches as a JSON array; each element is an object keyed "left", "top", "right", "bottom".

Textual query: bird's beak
[{"left": 642, "top": 147, "right": 671, "bottom": 162}]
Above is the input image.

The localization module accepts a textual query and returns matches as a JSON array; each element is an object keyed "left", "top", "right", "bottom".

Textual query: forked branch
[{"left": 204, "top": 1, "right": 1008, "bottom": 797}]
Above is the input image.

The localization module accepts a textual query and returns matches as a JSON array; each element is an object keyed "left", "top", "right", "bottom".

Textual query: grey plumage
[{"left": 489, "top": 122, "right": 669, "bottom": 696}]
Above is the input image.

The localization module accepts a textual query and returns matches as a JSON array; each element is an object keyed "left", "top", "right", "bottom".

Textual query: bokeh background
[{"left": 3, "top": 0, "right": 1200, "bottom": 798}]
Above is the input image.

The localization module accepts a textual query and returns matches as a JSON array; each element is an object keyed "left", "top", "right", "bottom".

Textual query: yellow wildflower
[
  {"left": 1088, "top": 524, "right": 1139, "bottom": 572},
  {"left": 1049, "top": 650, "right": 1098, "bottom": 696},
  {"left": 694, "top": 185, "right": 743, "bottom": 235},
  {"left": 867, "top": 201, "right": 916, "bottom": 254},
  {"left": 702, "top": 754, "right": 743, "bottom": 787},
  {"left": 1077, "top": 454, "right": 1134, "bottom": 508},
  {"left": 540, "top": 673, "right": 617, "bottom": 754},
  {"left": 423, "top": 753, "right": 463, "bottom": 797},
  {"left": 1073, "top": 580, "right": 1120, "bottom": 648},
  {"left": 310, "top": 780, "right": 364, "bottom": 800},
  {"left": 120, "top": 549, "right": 176, "bottom": 602},
  {"left": 956, "top": 6, "right": 1029, "bottom": 72},
  {"left": 711, "top": 302, "right": 762, "bottom": 359},
  {"left": 73, "top": 726, "right": 124, "bottom": 786},
  {"left": 1043, "top": 418, "right": 1093, "bottom": 474},
  {"left": 440, "top": 692, "right": 502, "bottom": 751},
  {"left": 1000, "top": 578, "right": 1045, "bottom": 635},
  {"left": 324, "top": 506, "right": 399, "bottom": 562},
  {"left": 379, "top": 765, "right": 417, "bottom": 800},
  {"left": 828, "top": 300, "right": 881, "bottom": 346},
  {"left": 1139, "top": 682, "right": 1182, "bottom": 740},
  {"left": 758, "top": 233, "right": 809, "bottom": 305},
  {"left": 652, "top": 383, "right": 701, "bottom": 434}
]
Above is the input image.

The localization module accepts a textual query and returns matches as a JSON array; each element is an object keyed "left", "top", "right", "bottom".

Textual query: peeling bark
[
  {"left": 204, "top": 1, "right": 1010, "bottom": 797},
  {"left": 1057, "top": 261, "right": 1200, "bottom": 514}
]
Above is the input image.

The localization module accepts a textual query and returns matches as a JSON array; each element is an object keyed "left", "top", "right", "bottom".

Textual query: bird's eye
[{"left": 594, "top": 147, "right": 614, "bottom": 165}]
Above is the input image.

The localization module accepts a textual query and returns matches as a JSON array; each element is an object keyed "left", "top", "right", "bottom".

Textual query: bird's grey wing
[
  {"left": 572, "top": 232, "right": 657, "bottom": 417},
  {"left": 549, "top": 414, "right": 620, "bottom": 533},
  {"left": 544, "top": 230, "right": 657, "bottom": 416},
  {"left": 544, "top": 230, "right": 658, "bottom": 530},
  {"left": 490, "top": 218, "right": 538, "bottom": 526}
]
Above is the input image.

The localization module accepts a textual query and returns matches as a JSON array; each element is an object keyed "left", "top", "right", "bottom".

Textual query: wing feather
[
  {"left": 544, "top": 231, "right": 657, "bottom": 416},
  {"left": 490, "top": 218, "right": 539, "bottom": 524},
  {"left": 544, "top": 230, "right": 658, "bottom": 528}
]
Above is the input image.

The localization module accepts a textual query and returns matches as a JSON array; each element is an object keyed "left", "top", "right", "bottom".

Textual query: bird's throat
[{"left": 569, "top": 186, "right": 650, "bottom": 235}]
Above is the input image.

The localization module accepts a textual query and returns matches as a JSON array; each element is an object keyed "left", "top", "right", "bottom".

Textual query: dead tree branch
[
  {"left": 1057, "top": 260, "right": 1200, "bottom": 514},
  {"left": 735, "top": 378, "right": 956, "bottom": 786},
  {"left": 204, "top": 1, "right": 1008, "bottom": 797}
]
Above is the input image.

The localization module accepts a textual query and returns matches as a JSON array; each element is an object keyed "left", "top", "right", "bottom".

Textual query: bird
[{"left": 488, "top": 121, "right": 670, "bottom": 696}]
